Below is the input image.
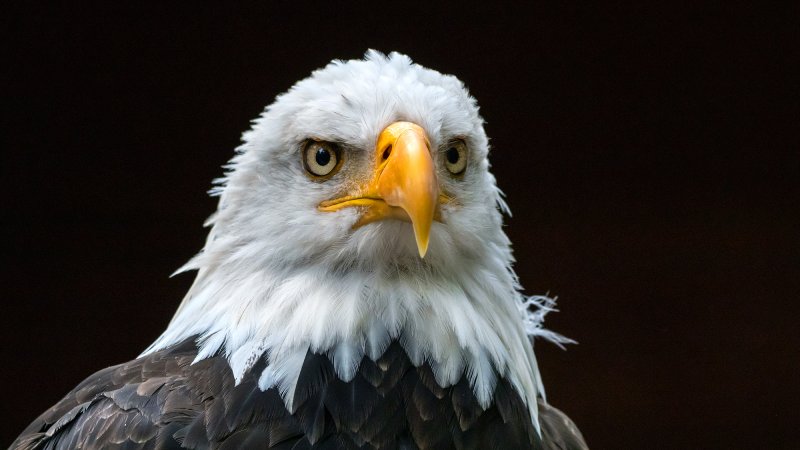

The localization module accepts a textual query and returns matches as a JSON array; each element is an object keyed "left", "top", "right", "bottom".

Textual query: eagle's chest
[
  {"left": 14, "top": 337, "right": 541, "bottom": 450},
  {"left": 201, "top": 340, "right": 539, "bottom": 449}
]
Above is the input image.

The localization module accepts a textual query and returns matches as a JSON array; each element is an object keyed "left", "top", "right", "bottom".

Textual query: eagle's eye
[
  {"left": 444, "top": 140, "right": 468, "bottom": 175},
  {"left": 303, "top": 141, "right": 341, "bottom": 179}
]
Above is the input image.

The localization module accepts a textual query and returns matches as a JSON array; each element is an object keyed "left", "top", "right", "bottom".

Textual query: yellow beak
[{"left": 318, "top": 121, "right": 439, "bottom": 257}]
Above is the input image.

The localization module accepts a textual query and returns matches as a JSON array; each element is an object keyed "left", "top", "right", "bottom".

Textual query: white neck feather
[{"left": 144, "top": 221, "right": 560, "bottom": 430}]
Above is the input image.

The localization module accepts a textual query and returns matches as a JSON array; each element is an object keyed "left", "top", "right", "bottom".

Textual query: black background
[{"left": 3, "top": 3, "right": 798, "bottom": 449}]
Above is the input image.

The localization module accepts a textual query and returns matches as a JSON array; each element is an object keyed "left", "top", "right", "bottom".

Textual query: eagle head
[{"left": 209, "top": 51, "right": 505, "bottom": 272}]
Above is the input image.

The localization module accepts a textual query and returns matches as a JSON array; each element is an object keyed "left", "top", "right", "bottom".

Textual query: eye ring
[
  {"left": 444, "top": 140, "right": 468, "bottom": 175},
  {"left": 303, "top": 141, "right": 342, "bottom": 179}
]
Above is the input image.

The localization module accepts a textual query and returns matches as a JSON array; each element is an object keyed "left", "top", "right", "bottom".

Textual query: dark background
[{"left": 3, "top": 3, "right": 797, "bottom": 449}]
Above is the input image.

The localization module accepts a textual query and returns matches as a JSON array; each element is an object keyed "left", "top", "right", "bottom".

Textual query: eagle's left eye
[
  {"left": 303, "top": 141, "right": 341, "bottom": 179},
  {"left": 444, "top": 140, "right": 468, "bottom": 175}
]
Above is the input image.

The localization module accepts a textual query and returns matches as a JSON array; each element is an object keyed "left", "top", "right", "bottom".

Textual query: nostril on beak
[{"left": 382, "top": 145, "right": 392, "bottom": 161}]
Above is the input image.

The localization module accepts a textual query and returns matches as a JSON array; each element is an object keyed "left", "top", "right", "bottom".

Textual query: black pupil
[
  {"left": 315, "top": 148, "right": 331, "bottom": 166},
  {"left": 446, "top": 147, "right": 460, "bottom": 164}
]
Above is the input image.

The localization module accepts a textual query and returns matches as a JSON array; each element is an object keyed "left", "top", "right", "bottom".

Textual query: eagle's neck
[{"left": 145, "top": 249, "right": 547, "bottom": 429}]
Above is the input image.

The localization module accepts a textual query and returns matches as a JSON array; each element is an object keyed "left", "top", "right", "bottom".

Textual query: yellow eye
[
  {"left": 303, "top": 141, "right": 341, "bottom": 178},
  {"left": 444, "top": 140, "right": 468, "bottom": 175}
]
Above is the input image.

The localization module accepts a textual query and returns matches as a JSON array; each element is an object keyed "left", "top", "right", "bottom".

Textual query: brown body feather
[{"left": 12, "top": 338, "right": 586, "bottom": 450}]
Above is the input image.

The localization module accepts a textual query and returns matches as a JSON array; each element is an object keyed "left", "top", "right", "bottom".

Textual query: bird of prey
[{"left": 13, "top": 51, "right": 587, "bottom": 450}]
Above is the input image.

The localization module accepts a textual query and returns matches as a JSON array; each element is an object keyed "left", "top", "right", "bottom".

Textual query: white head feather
[{"left": 144, "top": 50, "right": 567, "bottom": 429}]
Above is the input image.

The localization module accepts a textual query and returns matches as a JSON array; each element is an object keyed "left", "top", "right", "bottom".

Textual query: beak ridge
[{"left": 376, "top": 123, "right": 438, "bottom": 257}]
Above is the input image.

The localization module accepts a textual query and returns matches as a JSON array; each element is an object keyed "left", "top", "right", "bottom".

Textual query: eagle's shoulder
[
  {"left": 12, "top": 337, "right": 307, "bottom": 449},
  {"left": 538, "top": 399, "right": 589, "bottom": 450},
  {"left": 11, "top": 338, "right": 208, "bottom": 449}
]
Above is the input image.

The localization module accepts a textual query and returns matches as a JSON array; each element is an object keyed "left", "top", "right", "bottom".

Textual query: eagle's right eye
[{"left": 303, "top": 141, "right": 341, "bottom": 179}]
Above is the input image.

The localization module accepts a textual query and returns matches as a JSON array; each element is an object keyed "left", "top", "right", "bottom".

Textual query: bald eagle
[{"left": 13, "top": 51, "right": 587, "bottom": 450}]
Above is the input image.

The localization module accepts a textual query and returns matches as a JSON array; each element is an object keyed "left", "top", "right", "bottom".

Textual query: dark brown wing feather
[
  {"left": 12, "top": 339, "right": 201, "bottom": 450},
  {"left": 12, "top": 337, "right": 585, "bottom": 449},
  {"left": 538, "top": 399, "right": 589, "bottom": 450}
]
